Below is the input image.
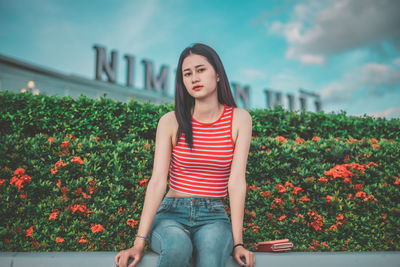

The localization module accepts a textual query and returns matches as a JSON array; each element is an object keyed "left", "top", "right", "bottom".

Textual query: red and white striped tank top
[{"left": 169, "top": 104, "right": 234, "bottom": 197}]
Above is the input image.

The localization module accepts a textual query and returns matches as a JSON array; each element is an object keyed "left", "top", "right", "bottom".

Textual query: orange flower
[
  {"left": 139, "top": 178, "right": 149, "bottom": 187},
  {"left": 275, "top": 136, "right": 287, "bottom": 143},
  {"left": 336, "top": 214, "right": 344, "bottom": 221},
  {"left": 14, "top": 168, "right": 25, "bottom": 176},
  {"left": 26, "top": 225, "right": 34, "bottom": 238},
  {"left": 317, "top": 177, "right": 328, "bottom": 184},
  {"left": 354, "top": 184, "right": 363, "bottom": 191},
  {"left": 250, "top": 211, "right": 256, "bottom": 218},
  {"left": 48, "top": 137, "right": 55, "bottom": 144},
  {"left": 276, "top": 184, "right": 287, "bottom": 194},
  {"left": 274, "top": 198, "right": 283, "bottom": 204},
  {"left": 50, "top": 168, "right": 58, "bottom": 175},
  {"left": 284, "top": 182, "right": 294, "bottom": 188},
  {"left": 126, "top": 219, "right": 139, "bottom": 228},
  {"left": 91, "top": 224, "right": 105, "bottom": 233},
  {"left": 79, "top": 236, "right": 87, "bottom": 243},
  {"left": 312, "top": 136, "right": 320, "bottom": 142},
  {"left": 56, "top": 237, "right": 65, "bottom": 243},
  {"left": 0, "top": 179, "right": 5, "bottom": 186},
  {"left": 262, "top": 191, "right": 271, "bottom": 198},
  {"left": 300, "top": 196, "right": 310, "bottom": 202},
  {"left": 71, "top": 156, "right": 83, "bottom": 165},
  {"left": 61, "top": 140, "right": 70, "bottom": 150},
  {"left": 294, "top": 137, "right": 305, "bottom": 144},
  {"left": 325, "top": 195, "right": 333, "bottom": 203},
  {"left": 292, "top": 187, "right": 303, "bottom": 195},
  {"left": 279, "top": 215, "right": 287, "bottom": 221},
  {"left": 93, "top": 136, "right": 100, "bottom": 141},
  {"left": 394, "top": 179, "right": 400, "bottom": 185},
  {"left": 49, "top": 210, "right": 59, "bottom": 220}
]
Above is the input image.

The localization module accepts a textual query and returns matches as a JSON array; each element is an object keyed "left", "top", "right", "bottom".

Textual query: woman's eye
[
  {"left": 184, "top": 73, "right": 191, "bottom": 77},
  {"left": 198, "top": 68, "right": 205, "bottom": 72}
]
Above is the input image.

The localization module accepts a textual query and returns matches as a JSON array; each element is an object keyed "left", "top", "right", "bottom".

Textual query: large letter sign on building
[
  {"left": 142, "top": 60, "right": 169, "bottom": 96},
  {"left": 93, "top": 45, "right": 118, "bottom": 83}
]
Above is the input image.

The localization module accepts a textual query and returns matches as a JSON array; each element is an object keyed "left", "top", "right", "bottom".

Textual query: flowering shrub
[{"left": 0, "top": 92, "right": 399, "bottom": 252}]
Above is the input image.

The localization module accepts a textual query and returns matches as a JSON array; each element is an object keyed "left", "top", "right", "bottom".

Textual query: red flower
[
  {"left": 61, "top": 141, "right": 70, "bottom": 150},
  {"left": 300, "top": 196, "right": 310, "bottom": 202},
  {"left": 284, "top": 182, "right": 294, "bottom": 188},
  {"left": 317, "top": 177, "right": 328, "bottom": 184},
  {"left": 49, "top": 210, "right": 59, "bottom": 220},
  {"left": 91, "top": 224, "right": 105, "bottom": 233},
  {"left": 79, "top": 236, "right": 87, "bottom": 243},
  {"left": 139, "top": 178, "right": 149, "bottom": 187},
  {"left": 294, "top": 137, "right": 305, "bottom": 144},
  {"left": 126, "top": 219, "right": 139, "bottom": 228},
  {"left": 354, "top": 184, "right": 363, "bottom": 191},
  {"left": 14, "top": 168, "right": 25, "bottom": 176},
  {"left": 325, "top": 195, "right": 333, "bottom": 203},
  {"left": 250, "top": 211, "right": 256, "bottom": 218},
  {"left": 48, "top": 137, "right": 55, "bottom": 144},
  {"left": 292, "top": 187, "right": 303, "bottom": 195},
  {"left": 394, "top": 179, "right": 400, "bottom": 185},
  {"left": 336, "top": 214, "right": 344, "bottom": 221},
  {"left": 0, "top": 179, "right": 5, "bottom": 186},
  {"left": 56, "top": 237, "right": 65, "bottom": 243},
  {"left": 261, "top": 191, "right": 271, "bottom": 198},
  {"left": 279, "top": 215, "right": 287, "bottom": 221},
  {"left": 312, "top": 136, "right": 320, "bottom": 142},
  {"left": 26, "top": 225, "right": 34, "bottom": 238},
  {"left": 71, "top": 156, "right": 84, "bottom": 165},
  {"left": 61, "top": 186, "right": 69, "bottom": 195},
  {"left": 274, "top": 198, "right": 283, "bottom": 204},
  {"left": 275, "top": 136, "right": 287, "bottom": 143},
  {"left": 93, "top": 136, "right": 100, "bottom": 141},
  {"left": 276, "top": 184, "right": 287, "bottom": 194},
  {"left": 355, "top": 191, "right": 367, "bottom": 199}
]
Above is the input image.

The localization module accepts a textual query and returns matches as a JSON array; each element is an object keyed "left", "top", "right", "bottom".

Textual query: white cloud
[
  {"left": 320, "top": 58, "right": 400, "bottom": 103},
  {"left": 363, "top": 106, "right": 400, "bottom": 119},
  {"left": 242, "top": 69, "right": 267, "bottom": 80},
  {"left": 268, "top": 0, "right": 400, "bottom": 65}
]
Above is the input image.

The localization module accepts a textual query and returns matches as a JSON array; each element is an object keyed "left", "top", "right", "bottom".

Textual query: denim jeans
[{"left": 149, "top": 197, "right": 233, "bottom": 267}]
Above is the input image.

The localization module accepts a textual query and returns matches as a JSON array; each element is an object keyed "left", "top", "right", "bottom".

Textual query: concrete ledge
[{"left": 0, "top": 251, "right": 399, "bottom": 267}]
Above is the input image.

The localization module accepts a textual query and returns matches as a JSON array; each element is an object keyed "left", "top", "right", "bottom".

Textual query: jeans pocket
[
  {"left": 207, "top": 203, "right": 226, "bottom": 213},
  {"left": 157, "top": 201, "right": 173, "bottom": 213}
]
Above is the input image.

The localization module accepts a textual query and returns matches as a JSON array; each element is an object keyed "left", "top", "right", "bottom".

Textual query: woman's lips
[{"left": 193, "top": 86, "right": 203, "bottom": 91}]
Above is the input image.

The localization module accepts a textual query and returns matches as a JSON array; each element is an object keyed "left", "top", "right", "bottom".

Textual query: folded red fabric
[{"left": 255, "top": 239, "right": 294, "bottom": 252}]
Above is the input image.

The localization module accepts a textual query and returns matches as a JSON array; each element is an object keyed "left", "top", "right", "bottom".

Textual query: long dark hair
[{"left": 175, "top": 43, "right": 237, "bottom": 149}]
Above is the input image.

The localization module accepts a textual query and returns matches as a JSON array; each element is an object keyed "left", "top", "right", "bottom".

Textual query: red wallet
[{"left": 255, "top": 239, "right": 293, "bottom": 252}]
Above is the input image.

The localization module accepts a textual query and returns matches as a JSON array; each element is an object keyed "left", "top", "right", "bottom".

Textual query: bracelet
[
  {"left": 233, "top": 243, "right": 244, "bottom": 249},
  {"left": 135, "top": 234, "right": 147, "bottom": 242}
]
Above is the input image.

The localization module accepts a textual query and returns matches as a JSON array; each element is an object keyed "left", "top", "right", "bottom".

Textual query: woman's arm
[
  {"left": 228, "top": 108, "right": 255, "bottom": 267},
  {"left": 115, "top": 112, "right": 175, "bottom": 267}
]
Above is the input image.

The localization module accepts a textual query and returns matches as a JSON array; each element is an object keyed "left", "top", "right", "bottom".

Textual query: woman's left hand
[{"left": 232, "top": 245, "right": 255, "bottom": 267}]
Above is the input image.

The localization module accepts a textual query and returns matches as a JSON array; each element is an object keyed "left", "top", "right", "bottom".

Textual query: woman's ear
[{"left": 217, "top": 75, "right": 220, "bottom": 82}]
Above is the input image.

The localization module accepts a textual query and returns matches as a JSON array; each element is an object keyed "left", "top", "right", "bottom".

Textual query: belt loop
[{"left": 172, "top": 197, "right": 178, "bottom": 209}]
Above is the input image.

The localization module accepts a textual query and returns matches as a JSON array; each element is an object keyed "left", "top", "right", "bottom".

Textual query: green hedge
[
  {"left": 1, "top": 91, "right": 399, "bottom": 141},
  {"left": 0, "top": 91, "right": 399, "bottom": 252}
]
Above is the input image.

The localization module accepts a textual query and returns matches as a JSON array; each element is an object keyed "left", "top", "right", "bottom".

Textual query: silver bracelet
[{"left": 135, "top": 234, "right": 147, "bottom": 242}]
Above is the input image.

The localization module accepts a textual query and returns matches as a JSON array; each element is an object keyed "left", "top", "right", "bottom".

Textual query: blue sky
[{"left": 1, "top": 0, "right": 400, "bottom": 118}]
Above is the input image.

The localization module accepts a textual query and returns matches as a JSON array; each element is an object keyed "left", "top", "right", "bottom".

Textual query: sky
[{"left": 1, "top": 0, "right": 400, "bottom": 119}]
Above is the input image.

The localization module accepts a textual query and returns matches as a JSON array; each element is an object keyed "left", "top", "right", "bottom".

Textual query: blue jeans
[{"left": 149, "top": 197, "right": 233, "bottom": 267}]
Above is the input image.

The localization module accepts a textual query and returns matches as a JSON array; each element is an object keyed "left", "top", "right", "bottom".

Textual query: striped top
[{"left": 169, "top": 104, "right": 235, "bottom": 197}]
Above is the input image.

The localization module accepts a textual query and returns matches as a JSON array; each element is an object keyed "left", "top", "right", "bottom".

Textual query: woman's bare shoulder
[
  {"left": 159, "top": 111, "right": 178, "bottom": 129},
  {"left": 233, "top": 107, "right": 252, "bottom": 124}
]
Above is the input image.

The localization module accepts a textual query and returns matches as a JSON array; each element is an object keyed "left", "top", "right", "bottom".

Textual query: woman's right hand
[{"left": 114, "top": 244, "right": 145, "bottom": 267}]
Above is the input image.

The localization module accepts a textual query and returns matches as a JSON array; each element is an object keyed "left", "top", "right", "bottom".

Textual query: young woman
[{"left": 115, "top": 43, "right": 255, "bottom": 267}]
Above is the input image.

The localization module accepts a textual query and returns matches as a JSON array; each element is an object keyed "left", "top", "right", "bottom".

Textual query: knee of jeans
[
  {"left": 195, "top": 221, "right": 233, "bottom": 253},
  {"left": 151, "top": 221, "right": 193, "bottom": 257}
]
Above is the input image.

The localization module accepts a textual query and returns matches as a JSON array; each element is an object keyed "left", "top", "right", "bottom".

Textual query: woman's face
[{"left": 182, "top": 53, "right": 220, "bottom": 100}]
